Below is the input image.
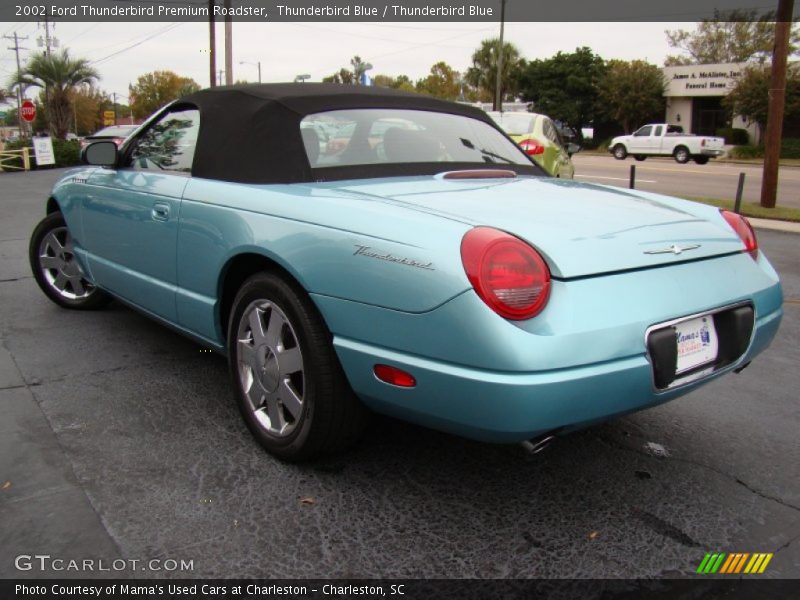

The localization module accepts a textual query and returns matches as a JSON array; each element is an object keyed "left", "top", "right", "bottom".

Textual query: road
[
  {"left": 1, "top": 169, "right": 799, "bottom": 582},
  {"left": 572, "top": 154, "right": 800, "bottom": 209}
]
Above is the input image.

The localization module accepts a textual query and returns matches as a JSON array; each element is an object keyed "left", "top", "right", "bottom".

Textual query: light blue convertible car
[{"left": 29, "top": 84, "right": 783, "bottom": 461}]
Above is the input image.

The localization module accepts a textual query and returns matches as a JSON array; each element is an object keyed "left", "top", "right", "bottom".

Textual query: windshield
[{"left": 300, "top": 109, "right": 532, "bottom": 169}]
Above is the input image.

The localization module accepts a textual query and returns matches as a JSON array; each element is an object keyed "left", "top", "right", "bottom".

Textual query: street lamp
[
  {"left": 294, "top": 74, "right": 311, "bottom": 83},
  {"left": 239, "top": 60, "right": 261, "bottom": 83}
]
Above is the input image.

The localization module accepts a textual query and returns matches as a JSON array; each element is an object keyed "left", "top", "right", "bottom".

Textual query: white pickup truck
[{"left": 609, "top": 124, "right": 725, "bottom": 165}]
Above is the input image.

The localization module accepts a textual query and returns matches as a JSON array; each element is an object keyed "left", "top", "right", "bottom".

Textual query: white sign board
[
  {"left": 33, "top": 136, "right": 55, "bottom": 166},
  {"left": 662, "top": 63, "right": 747, "bottom": 98}
]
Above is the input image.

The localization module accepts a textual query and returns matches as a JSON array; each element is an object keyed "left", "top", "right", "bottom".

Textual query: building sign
[
  {"left": 663, "top": 63, "right": 748, "bottom": 97},
  {"left": 33, "top": 136, "right": 55, "bottom": 166}
]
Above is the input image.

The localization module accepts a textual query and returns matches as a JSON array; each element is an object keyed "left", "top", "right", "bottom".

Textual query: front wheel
[
  {"left": 674, "top": 146, "right": 690, "bottom": 164},
  {"left": 612, "top": 144, "right": 628, "bottom": 160},
  {"left": 29, "top": 211, "right": 111, "bottom": 310},
  {"left": 227, "top": 272, "right": 367, "bottom": 461}
]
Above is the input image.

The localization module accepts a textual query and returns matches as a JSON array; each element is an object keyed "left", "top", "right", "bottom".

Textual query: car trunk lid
[{"left": 334, "top": 176, "right": 744, "bottom": 278}]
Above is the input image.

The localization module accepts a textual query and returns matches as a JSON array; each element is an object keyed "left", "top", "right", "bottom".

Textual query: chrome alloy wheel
[
  {"left": 236, "top": 300, "right": 305, "bottom": 437},
  {"left": 38, "top": 227, "right": 95, "bottom": 300}
]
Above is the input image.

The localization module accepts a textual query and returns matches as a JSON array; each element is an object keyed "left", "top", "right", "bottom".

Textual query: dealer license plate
[{"left": 675, "top": 316, "right": 719, "bottom": 374}]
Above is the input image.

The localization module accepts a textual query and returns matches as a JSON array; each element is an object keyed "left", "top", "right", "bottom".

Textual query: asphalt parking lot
[{"left": 1, "top": 168, "right": 799, "bottom": 580}]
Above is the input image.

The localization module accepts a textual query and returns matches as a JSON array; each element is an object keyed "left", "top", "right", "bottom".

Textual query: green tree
[
  {"left": 723, "top": 64, "right": 800, "bottom": 133},
  {"left": 72, "top": 85, "right": 112, "bottom": 136},
  {"left": 465, "top": 38, "right": 523, "bottom": 105},
  {"left": 129, "top": 71, "right": 200, "bottom": 118},
  {"left": 372, "top": 74, "right": 415, "bottom": 92},
  {"left": 597, "top": 60, "right": 666, "bottom": 133},
  {"left": 11, "top": 49, "right": 99, "bottom": 139},
  {"left": 416, "top": 62, "right": 460, "bottom": 100},
  {"left": 517, "top": 47, "right": 606, "bottom": 131},
  {"left": 665, "top": 9, "right": 800, "bottom": 65},
  {"left": 322, "top": 68, "right": 355, "bottom": 85}
]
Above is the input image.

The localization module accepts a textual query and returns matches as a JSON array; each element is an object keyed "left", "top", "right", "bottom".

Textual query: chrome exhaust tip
[{"left": 521, "top": 434, "right": 557, "bottom": 455}]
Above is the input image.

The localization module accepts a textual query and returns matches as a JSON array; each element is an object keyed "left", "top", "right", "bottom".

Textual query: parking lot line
[{"left": 575, "top": 174, "right": 657, "bottom": 183}]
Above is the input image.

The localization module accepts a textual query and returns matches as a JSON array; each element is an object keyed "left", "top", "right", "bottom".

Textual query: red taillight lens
[
  {"left": 374, "top": 364, "right": 416, "bottom": 388},
  {"left": 721, "top": 210, "right": 758, "bottom": 259},
  {"left": 519, "top": 138, "right": 545, "bottom": 155},
  {"left": 461, "top": 227, "right": 551, "bottom": 320}
]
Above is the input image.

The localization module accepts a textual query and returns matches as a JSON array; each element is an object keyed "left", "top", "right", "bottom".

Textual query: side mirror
[
  {"left": 82, "top": 141, "right": 118, "bottom": 167},
  {"left": 566, "top": 143, "right": 581, "bottom": 157}
]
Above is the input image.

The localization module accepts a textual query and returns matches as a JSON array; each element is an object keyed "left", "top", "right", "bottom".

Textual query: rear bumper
[
  {"left": 701, "top": 149, "right": 724, "bottom": 157},
  {"left": 333, "top": 306, "right": 781, "bottom": 443}
]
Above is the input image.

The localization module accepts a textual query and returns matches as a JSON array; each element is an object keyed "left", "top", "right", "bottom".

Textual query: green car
[{"left": 487, "top": 111, "right": 578, "bottom": 178}]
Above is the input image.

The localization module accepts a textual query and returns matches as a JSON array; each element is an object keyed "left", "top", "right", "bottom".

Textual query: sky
[{"left": 0, "top": 20, "right": 693, "bottom": 104}]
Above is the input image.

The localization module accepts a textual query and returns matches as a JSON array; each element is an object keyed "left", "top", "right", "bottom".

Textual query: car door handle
[{"left": 151, "top": 203, "right": 170, "bottom": 221}]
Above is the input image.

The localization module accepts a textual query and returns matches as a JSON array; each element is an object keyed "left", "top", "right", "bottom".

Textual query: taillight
[
  {"left": 519, "top": 138, "right": 545, "bottom": 156},
  {"left": 460, "top": 227, "right": 551, "bottom": 320},
  {"left": 721, "top": 210, "right": 758, "bottom": 259}
]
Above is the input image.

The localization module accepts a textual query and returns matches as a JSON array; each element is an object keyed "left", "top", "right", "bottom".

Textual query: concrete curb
[{"left": 749, "top": 218, "right": 800, "bottom": 233}]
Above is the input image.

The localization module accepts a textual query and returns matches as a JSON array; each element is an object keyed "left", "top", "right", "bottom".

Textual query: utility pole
[
  {"left": 112, "top": 92, "right": 118, "bottom": 125},
  {"left": 760, "top": 0, "right": 794, "bottom": 208},
  {"left": 38, "top": 15, "right": 57, "bottom": 56},
  {"left": 208, "top": 0, "right": 216, "bottom": 87},
  {"left": 224, "top": 0, "right": 233, "bottom": 85},
  {"left": 494, "top": 0, "right": 506, "bottom": 111},
  {"left": 4, "top": 31, "right": 28, "bottom": 138}
]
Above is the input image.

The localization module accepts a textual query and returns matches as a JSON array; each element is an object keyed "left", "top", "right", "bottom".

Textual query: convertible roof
[{"left": 178, "top": 83, "right": 539, "bottom": 183}]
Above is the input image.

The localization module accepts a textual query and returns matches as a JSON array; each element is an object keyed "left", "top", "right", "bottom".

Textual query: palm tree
[
  {"left": 12, "top": 50, "right": 99, "bottom": 138},
  {"left": 465, "top": 38, "right": 524, "bottom": 106}
]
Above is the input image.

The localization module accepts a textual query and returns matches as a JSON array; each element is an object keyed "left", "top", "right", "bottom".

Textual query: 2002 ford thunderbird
[{"left": 30, "top": 84, "right": 783, "bottom": 460}]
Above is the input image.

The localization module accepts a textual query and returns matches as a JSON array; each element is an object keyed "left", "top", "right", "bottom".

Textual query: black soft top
[{"left": 177, "top": 83, "right": 540, "bottom": 183}]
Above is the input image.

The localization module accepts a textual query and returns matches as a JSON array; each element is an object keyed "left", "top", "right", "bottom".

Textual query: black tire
[
  {"left": 29, "top": 211, "right": 112, "bottom": 310},
  {"left": 227, "top": 271, "right": 367, "bottom": 461},
  {"left": 693, "top": 156, "right": 710, "bottom": 165},
  {"left": 674, "top": 146, "right": 690, "bottom": 164},
  {"left": 612, "top": 144, "right": 628, "bottom": 160},
  {"left": 634, "top": 155, "right": 647, "bottom": 161}
]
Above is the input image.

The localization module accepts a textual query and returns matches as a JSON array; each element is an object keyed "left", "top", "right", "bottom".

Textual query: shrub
[
  {"left": 780, "top": 138, "right": 800, "bottom": 159},
  {"left": 715, "top": 127, "right": 750, "bottom": 145},
  {"left": 729, "top": 145, "right": 763, "bottom": 159},
  {"left": 728, "top": 139, "right": 800, "bottom": 159},
  {"left": 52, "top": 139, "right": 81, "bottom": 167}
]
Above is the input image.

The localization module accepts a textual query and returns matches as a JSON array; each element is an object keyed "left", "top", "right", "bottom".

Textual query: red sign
[{"left": 21, "top": 100, "right": 36, "bottom": 123}]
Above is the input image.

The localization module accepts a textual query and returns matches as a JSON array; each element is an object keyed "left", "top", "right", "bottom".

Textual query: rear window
[
  {"left": 487, "top": 112, "right": 536, "bottom": 136},
  {"left": 92, "top": 126, "right": 137, "bottom": 137},
  {"left": 300, "top": 109, "right": 531, "bottom": 169}
]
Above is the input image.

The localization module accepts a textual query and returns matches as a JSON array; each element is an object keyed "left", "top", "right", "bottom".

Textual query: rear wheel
[
  {"left": 693, "top": 156, "right": 710, "bottom": 165},
  {"left": 613, "top": 144, "right": 628, "bottom": 160},
  {"left": 634, "top": 155, "right": 647, "bottom": 161},
  {"left": 674, "top": 146, "right": 690, "bottom": 164},
  {"left": 227, "top": 272, "right": 367, "bottom": 461},
  {"left": 29, "top": 212, "right": 111, "bottom": 310}
]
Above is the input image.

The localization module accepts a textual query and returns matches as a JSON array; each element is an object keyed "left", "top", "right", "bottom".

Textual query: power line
[{"left": 91, "top": 22, "right": 185, "bottom": 65}]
